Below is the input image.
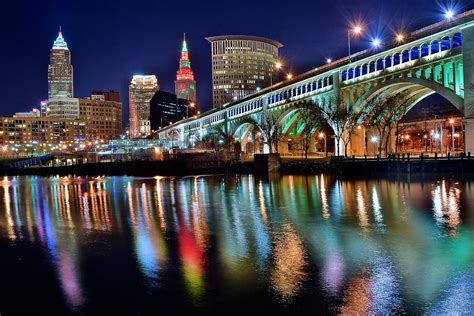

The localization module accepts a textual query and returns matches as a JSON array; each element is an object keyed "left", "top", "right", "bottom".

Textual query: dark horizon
[{"left": 1, "top": 0, "right": 473, "bottom": 122}]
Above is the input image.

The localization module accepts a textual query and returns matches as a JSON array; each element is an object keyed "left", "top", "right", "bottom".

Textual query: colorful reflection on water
[{"left": 0, "top": 175, "right": 473, "bottom": 313}]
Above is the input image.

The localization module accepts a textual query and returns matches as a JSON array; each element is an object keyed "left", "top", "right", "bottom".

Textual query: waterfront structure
[
  {"left": 48, "top": 29, "right": 73, "bottom": 99},
  {"left": 129, "top": 75, "right": 159, "bottom": 138},
  {"left": 175, "top": 35, "right": 196, "bottom": 102},
  {"left": 79, "top": 91, "right": 123, "bottom": 141},
  {"left": 158, "top": 10, "right": 474, "bottom": 155},
  {"left": 46, "top": 98, "right": 80, "bottom": 119},
  {"left": 0, "top": 116, "right": 87, "bottom": 152},
  {"left": 149, "top": 91, "right": 194, "bottom": 130},
  {"left": 206, "top": 35, "right": 283, "bottom": 107}
]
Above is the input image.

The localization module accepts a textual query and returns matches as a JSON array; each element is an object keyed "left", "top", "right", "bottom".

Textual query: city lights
[
  {"left": 396, "top": 33, "right": 405, "bottom": 43},
  {"left": 326, "top": 58, "right": 332, "bottom": 64},
  {"left": 445, "top": 9, "right": 454, "bottom": 20},
  {"left": 372, "top": 38, "right": 381, "bottom": 48}
]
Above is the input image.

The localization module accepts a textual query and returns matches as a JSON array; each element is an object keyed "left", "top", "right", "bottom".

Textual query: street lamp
[
  {"left": 286, "top": 73, "right": 293, "bottom": 80},
  {"left": 445, "top": 9, "right": 454, "bottom": 20},
  {"left": 326, "top": 58, "right": 332, "bottom": 64},
  {"left": 348, "top": 24, "right": 363, "bottom": 61},
  {"left": 449, "top": 118, "right": 455, "bottom": 152},
  {"left": 371, "top": 136, "right": 378, "bottom": 158},
  {"left": 186, "top": 102, "right": 195, "bottom": 119},
  {"left": 372, "top": 38, "right": 381, "bottom": 48},
  {"left": 319, "top": 132, "right": 327, "bottom": 157},
  {"left": 270, "top": 61, "right": 282, "bottom": 86},
  {"left": 395, "top": 33, "right": 405, "bottom": 43}
]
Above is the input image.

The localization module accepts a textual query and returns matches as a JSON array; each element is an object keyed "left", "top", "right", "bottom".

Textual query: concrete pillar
[
  {"left": 462, "top": 24, "right": 474, "bottom": 153},
  {"left": 349, "top": 126, "right": 366, "bottom": 156}
]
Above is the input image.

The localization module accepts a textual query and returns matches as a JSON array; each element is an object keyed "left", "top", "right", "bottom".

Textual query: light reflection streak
[
  {"left": 320, "top": 174, "right": 330, "bottom": 220},
  {"left": 356, "top": 187, "right": 370, "bottom": 231},
  {"left": 2, "top": 177, "right": 16, "bottom": 240},
  {"left": 270, "top": 224, "right": 308, "bottom": 303}
]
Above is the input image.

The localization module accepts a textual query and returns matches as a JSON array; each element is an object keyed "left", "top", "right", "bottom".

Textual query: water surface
[{"left": 0, "top": 174, "right": 473, "bottom": 314}]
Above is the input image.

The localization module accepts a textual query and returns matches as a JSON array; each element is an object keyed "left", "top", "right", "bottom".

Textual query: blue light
[
  {"left": 445, "top": 9, "right": 454, "bottom": 19},
  {"left": 372, "top": 38, "right": 381, "bottom": 48}
]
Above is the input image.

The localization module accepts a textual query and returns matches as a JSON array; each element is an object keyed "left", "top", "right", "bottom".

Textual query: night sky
[{"left": 1, "top": 0, "right": 473, "bottom": 121}]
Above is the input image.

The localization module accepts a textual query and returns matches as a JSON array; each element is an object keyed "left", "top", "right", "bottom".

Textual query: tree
[
  {"left": 195, "top": 125, "right": 236, "bottom": 161},
  {"left": 317, "top": 94, "right": 361, "bottom": 157},
  {"left": 241, "top": 112, "right": 283, "bottom": 154},
  {"left": 295, "top": 103, "right": 325, "bottom": 159}
]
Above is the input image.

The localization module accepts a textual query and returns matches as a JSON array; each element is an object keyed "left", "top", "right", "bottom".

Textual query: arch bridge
[{"left": 157, "top": 11, "right": 474, "bottom": 156}]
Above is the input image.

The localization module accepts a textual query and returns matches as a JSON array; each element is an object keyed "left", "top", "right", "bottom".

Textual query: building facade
[
  {"left": 149, "top": 91, "right": 193, "bottom": 131},
  {"left": 206, "top": 35, "right": 283, "bottom": 108},
  {"left": 175, "top": 35, "right": 196, "bottom": 102},
  {"left": 46, "top": 98, "right": 80, "bottom": 119},
  {"left": 48, "top": 30, "right": 73, "bottom": 99},
  {"left": 129, "top": 75, "right": 159, "bottom": 138},
  {"left": 79, "top": 91, "right": 123, "bottom": 141},
  {"left": 0, "top": 116, "right": 87, "bottom": 152}
]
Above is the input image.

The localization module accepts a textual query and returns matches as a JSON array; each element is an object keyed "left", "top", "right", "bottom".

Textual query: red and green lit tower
[{"left": 175, "top": 34, "right": 196, "bottom": 102}]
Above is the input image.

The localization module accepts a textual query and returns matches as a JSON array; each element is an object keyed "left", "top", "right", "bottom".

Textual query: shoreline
[{"left": 2, "top": 158, "right": 474, "bottom": 179}]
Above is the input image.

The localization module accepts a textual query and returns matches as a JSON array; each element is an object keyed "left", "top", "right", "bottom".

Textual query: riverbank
[
  {"left": 2, "top": 156, "right": 474, "bottom": 178},
  {"left": 0, "top": 160, "right": 254, "bottom": 177}
]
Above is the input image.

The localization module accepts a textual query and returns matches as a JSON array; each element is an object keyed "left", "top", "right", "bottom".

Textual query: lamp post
[
  {"left": 319, "top": 132, "right": 327, "bottom": 157},
  {"left": 371, "top": 136, "right": 378, "bottom": 158},
  {"left": 186, "top": 102, "right": 195, "bottom": 119},
  {"left": 270, "top": 61, "right": 282, "bottom": 87},
  {"left": 449, "top": 118, "right": 455, "bottom": 152},
  {"left": 348, "top": 25, "right": 363, "bottom": 62}
]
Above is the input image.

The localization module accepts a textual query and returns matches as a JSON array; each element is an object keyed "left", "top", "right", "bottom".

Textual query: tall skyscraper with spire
[
  {"left": 48, "top": 28, "right": 73, "bottom": 99},
  {"left": 175, "top": 34, "right": 196, "bottom": 102}
]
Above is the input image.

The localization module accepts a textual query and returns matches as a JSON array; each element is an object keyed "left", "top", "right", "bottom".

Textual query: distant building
[
  {"left": 175, "top": 34, "right": 196, "bottom": 102},
  {"left": 48, "top": 29, "right": 73, "bottom": 99},
  {"left": 13, "top": 108, "right": 41, "bottom": 118},
  {"left": 149, "top": 91, "right": 194, "bottom": 130},
  {"left": 129, "top": 75, "right": 159, "bottom": 137},
  {"left": 0, "top": 116, "right": 87, "bottom": 148},
  {"left": 206, "top": 35, "right": 283, "bottom": 108},
  {"left": 90, "top": 90, "right": 121, "bottom": 102},
  {"left": 46, "top": 98, "right": 80, "bottom": 119},
  {"left": 79, "top": 91, "right": 123, "bottom": 141}
]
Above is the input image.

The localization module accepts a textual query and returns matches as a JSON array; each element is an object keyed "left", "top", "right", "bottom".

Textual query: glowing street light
[
  {"left": 326, "top": 58, "right": 332, "bottom": 64},
  {"left": 271, "top": 61, "right": 283, "bottom": 86},
  {"left": 319, "top": 132, "right": 327, "bottom": 157},
  {"left": 445, "top": 9, "right": 454, "bottom": 20},
  {"left": 396, "top": 33, "right": 405, "bottom": 43},
  {"left": 348, "top": 24, "right": 363, "bottom": 61},
  {"left": 371, "top": 136, "right": 378, "bottom": 158},
  {"left": 286, "top": 73, "right": 293, "bottom": 80},
  {"left": 186, "top": 102, "right": 195, "bottom": 119},
  {"left": 372, "top": 38, "right": 381, "bottom": 48},
  {"left": 449, "top": 118, "right": 455, "bottom": 151}
]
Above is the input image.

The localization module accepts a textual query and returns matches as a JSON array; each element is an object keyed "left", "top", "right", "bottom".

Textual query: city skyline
[{"left": 2, "top": 0, "right": 474, "bottom": 121}]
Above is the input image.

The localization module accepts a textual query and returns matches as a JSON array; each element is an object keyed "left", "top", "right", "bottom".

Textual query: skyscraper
[
  {"left": 48, "top": 28, "right": 73, "bottom": 99},
  {"left": 175, "top": 34, "right": 196, "bottom": 102},
  {"left": 129, "top": 75, "right": 159, "bottom": 138},
  {"left": 206, "top": 35, "right": 283, "bottom": 108}
]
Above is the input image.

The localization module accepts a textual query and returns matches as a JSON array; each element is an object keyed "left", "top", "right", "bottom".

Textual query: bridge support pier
[
  {"left": 463, "top": 24, "right": 474, "bottom": 154},
  {"left": 463, "top": 119, "right": 474, "bottom": 154}
]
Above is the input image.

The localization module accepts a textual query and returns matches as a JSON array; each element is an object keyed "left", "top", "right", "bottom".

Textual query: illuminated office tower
[
  {"left": 129, "top": 75, "right": 159, "bottom": 137},
  {"left": 48, "top": 28, "right": 73, "bottom": 99}
]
